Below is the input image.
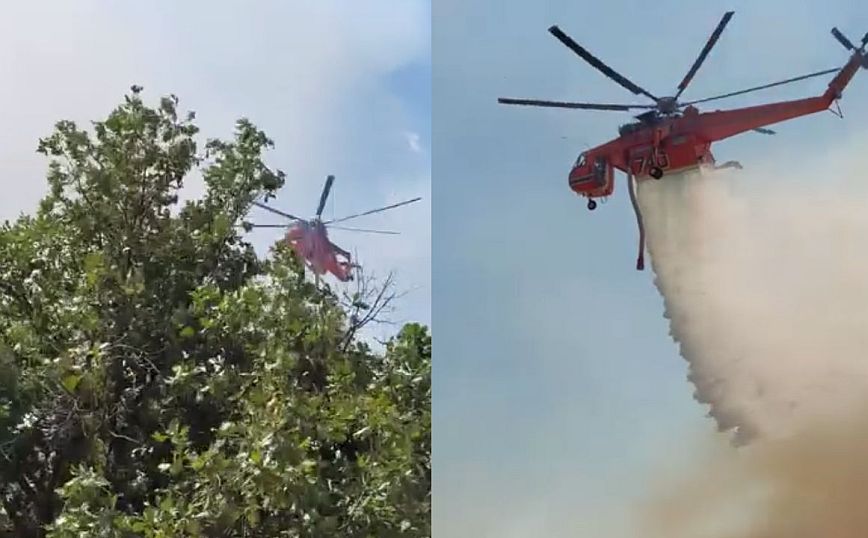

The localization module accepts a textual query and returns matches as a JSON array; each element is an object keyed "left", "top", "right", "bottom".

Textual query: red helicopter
[
  {"left": 498, "top": 12, "right": 867, "bottom": 270},
  {"left": 246, "top": 174, "right": 421, "bottom": 283}
]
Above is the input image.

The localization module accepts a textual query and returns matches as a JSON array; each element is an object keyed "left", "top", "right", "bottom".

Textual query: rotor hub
[{"left": 656, "top": 97, "right": 679, "bottom": 114}]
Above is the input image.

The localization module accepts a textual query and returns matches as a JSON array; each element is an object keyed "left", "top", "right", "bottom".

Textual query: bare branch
[
  {"left": 107, "top": 430, "right": 141, "bottom": 446},
  {"left": 339, "top": 268, "right": 401, "bottom": 350}
]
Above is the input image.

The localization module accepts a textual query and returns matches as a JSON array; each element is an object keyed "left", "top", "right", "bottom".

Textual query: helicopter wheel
[
  {"left": 649, "top": 166, "right": 664, "bottom": 179},
  {"left": 587, "top": 199, "right": 597, "bottom": 211}
]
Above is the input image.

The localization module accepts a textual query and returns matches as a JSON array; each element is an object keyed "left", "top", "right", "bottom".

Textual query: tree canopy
[{"left": 0, "top": 87, "right": 431, "bottom": 537}]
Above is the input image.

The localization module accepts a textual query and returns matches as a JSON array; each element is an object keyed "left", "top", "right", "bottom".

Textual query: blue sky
[
  {"left": 0, "top": 1, "right": 431, "bottom": 336},
  {"left": 433, "top": 0, "right": 868, "bottom": 536}
]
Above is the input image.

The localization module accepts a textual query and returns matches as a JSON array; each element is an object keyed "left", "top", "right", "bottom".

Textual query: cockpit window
[{"left": 575, "top": 152, "right": 587, "bottom": 168}]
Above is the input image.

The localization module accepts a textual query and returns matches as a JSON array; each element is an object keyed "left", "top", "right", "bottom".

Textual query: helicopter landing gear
[
  {"left": 587, "top": 199, "right": 597, "bottom": 211},
  {"left": 649, "top": 166, "right": 663, "bottom": 179}
]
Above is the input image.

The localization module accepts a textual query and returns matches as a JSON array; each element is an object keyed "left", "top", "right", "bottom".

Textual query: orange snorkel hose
[{"left": 627, "top": 172, "right": 645, "bottom": 271}]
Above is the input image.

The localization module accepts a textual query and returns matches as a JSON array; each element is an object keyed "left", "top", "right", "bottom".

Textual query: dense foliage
[{"left": 0, "top": 88, "right": 431, "bottom": 537}]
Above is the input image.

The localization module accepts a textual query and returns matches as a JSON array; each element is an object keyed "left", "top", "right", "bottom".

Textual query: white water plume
[{"left": 636, "top": 141, "right": 868, "bottom": 444}]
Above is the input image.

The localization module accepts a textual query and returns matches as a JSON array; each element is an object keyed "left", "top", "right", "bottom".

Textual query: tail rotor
[
  {"left": 831, "top": 26, "right": 868, "bottom": 68},
  {"left": 863, "top": 31, "right": 868, "bottom": 68},
  {"left": 831, "top": 27, "right": 856, "bottom": 51}
]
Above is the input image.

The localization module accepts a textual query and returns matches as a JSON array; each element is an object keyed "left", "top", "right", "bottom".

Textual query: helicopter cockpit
[
  {"left": 574, "top": 152, "right": 587, "bottom": 168},
  {"left": 569, "top": 151, "right": 610, "bottom": 190}
]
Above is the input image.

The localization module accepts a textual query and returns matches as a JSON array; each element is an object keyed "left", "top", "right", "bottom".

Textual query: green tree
[{"left": 0, "top": 87, "right": 431, "bottom": 537}]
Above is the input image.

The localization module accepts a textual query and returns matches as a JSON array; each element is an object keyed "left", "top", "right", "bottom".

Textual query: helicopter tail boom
[{"left": 689, "top": 32, "right": 865, "bottom": 144}]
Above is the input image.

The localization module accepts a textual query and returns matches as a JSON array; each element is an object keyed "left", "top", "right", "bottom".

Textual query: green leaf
[
  {"left": 179, "top": 326, "right": 196, "bottom": 338},
  {"left": 61, "top": 374, "right": 81, "bottom": 393},
  {"left": 189, "top": 455, "right": 206, "bottom": 471},
  {"left": 245, "top": 507, "right": 260, "bottom": 527}
]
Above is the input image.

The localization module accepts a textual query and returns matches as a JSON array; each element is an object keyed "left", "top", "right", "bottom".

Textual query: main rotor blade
[
  {"left": 680, "top": 67, "right": 840, "bottom": 107},
  {"left": 753, "top": 127, "right": 776, "bottom": 135},
  {"left": 245, "top": 224, "right": 294, "bottom": 228},
  {"left": 498, "top": 97, "right": 655, "bottom": 111},
  {"left": 316, "top": 174, "right": 335, "bottom": 217},
  {"left": 251, "top": 200, "right": 302, "bottom": 221},
  {"left": 548, "top": 25, "right": 658, "bottom": 101},
  {"left": 675, "top": 11, "right": 734, "bottom": 98},
  {"left": 324, "top": 197, "right": 422, "bottom": 225},
  {"left": 328, "top": 225, "right": 400, "bottom": 235}
]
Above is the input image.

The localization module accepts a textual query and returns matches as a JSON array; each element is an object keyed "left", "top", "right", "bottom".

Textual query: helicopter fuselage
[{"left": 568, "top": 45, "right": 864, "bottom": 201}]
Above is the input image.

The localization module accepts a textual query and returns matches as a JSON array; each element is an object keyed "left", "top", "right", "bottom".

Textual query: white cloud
[{"left": 404, "top": 131, "right": 423, "bottom": 153}]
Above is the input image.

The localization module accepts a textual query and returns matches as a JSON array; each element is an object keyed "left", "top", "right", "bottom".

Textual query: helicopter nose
[{"left": 568, "top": 169, "right": 588, "bottom": 188}]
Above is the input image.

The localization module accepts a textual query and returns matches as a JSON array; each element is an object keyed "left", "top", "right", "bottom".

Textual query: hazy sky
[
  {"left": 433, "top": 0, "right": 868, "bottom": 536},
  {"left": 0, "top": 1, "right": 431, "bottom": 335}
]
